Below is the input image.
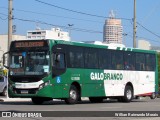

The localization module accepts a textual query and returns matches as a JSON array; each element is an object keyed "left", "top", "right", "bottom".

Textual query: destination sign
[{"left": 15, "top": 41, "right": 44, "bottom": 48}]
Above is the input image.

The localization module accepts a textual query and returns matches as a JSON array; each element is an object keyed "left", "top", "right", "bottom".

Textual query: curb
[{"left": 0, "top": 98, "right": 31, "bottom": 102}]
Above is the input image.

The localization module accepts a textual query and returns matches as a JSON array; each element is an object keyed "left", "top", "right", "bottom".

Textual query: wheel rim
[
  {"left": 70, "top": 90, "right": 77, "bottom": 100},
  {"left": 126, "top": 89, "right": 132, "bottom": 100}
]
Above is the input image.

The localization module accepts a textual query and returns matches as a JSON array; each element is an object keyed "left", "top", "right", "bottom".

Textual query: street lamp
[
  {"left": 68, "top": 24, "right": 74, "bottom": 40},
  {"left": 123, "top": 33, "right": 128, "bottom": 46}
]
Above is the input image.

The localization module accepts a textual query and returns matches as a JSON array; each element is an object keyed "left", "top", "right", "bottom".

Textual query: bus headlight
[{"left": 39, "top": 80, "right": 50, "bottom": 90}]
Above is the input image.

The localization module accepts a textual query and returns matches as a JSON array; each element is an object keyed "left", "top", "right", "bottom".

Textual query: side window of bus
[
  {"left": 84, "top": 48, "right": 99, "bottom": 69},
  {"left": 136, "top": 53, "right": 145, "bottom": 71},
  {"left": 146, "top": 54, "right": 155, "bottom": 71},
  {"left": 111, "top": 51, "right": 124, "bottom": 70},
  {"left": 68, "top": 46, "right": 84, "bottom": 68},
  {"left": 53, "top": 53, "right": 65, "bottom": 69},
  {"left": 98, "top": 49, "right": 111, "bottom": 69},
  {"left": 124, "top": 52, "right": 135, "bottom": 70}
]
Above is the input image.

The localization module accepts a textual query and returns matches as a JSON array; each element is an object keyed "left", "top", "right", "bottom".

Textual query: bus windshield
[{"left": 9, "top": 51, "right": 50, "bottom": 76}]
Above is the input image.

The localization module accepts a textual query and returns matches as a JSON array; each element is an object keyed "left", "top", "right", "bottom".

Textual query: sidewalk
[
  {"left": 1, "top": 97, "right": 89, "bottom": 102},
  {"left": 0, "top": 97, "right": 31, "bottom": 102}
]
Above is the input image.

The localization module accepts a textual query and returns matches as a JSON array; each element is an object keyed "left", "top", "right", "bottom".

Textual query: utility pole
[
  {"left": 133, "top": 0, "right": 136, "bottom": 48},
  {"left": 8, "top": 0, "right": 13, "bottom": 50},
  {"left": 6, "top": 0, "right": 13, "bottom": 99}
]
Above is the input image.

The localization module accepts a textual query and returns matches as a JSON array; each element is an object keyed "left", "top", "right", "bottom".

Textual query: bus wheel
[
  {"left": 89, "top": 97, "right": 103, "bottom": 103},
  {"left": 150, "top": 92, "right": 156, "bottom": 99},
  {"left": 32, "top": 97, "right": 44, "bottom": 105},
  {"left": 123, "top": 86, "right": 133, "bottom": 102},
  {"left": 65, "top": 85, "right": 79, "bottom": 104}
]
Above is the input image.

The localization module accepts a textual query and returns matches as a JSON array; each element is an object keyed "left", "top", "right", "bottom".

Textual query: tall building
[
  {"left": 27, "top": 28, "right": 70, "bottom": 41},
  {"left": 103, "top": 11, "right": 123, "bottom": 44}
]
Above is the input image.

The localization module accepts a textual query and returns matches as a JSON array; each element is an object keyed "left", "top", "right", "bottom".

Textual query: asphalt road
[{"left": 0, "top": 97, "right": 160, "bottom": 120}]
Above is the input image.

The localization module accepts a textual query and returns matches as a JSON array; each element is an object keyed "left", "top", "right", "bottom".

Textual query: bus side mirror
[
  {"left": 55, "top": 54, "right": 60, "bottom": 63},
  {"left": 3, "top": 52, "right": 9, "bottom": 69}
]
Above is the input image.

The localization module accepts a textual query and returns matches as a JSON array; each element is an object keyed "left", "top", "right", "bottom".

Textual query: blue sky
[{"left": 0, "top": 0, "right": 160, "bottom": 47}]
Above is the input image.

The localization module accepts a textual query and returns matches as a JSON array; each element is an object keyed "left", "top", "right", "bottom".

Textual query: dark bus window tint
[
  {"left": 84, "top": 48, "right": 99, "bottom": 69},
  {"left": 124, "top": 52, "right": 135, "bottom": 70},
  {"left": 53, "top": 53, "right": 65, "bottom": 69},
  {"left": 68, "top": 46, "right": 84, "bottom": 68},
  {"left": 136, "top": 53, "right": 145, "bottom": 71},
  {"left": 146, "top": 54, "right": 156, "bottom": 71},
  {"left": 111, "top": 51, "right": 124, "bottom": 70},
  {"left": 98, "top": 49, "right": 111, "bottom": 69}
]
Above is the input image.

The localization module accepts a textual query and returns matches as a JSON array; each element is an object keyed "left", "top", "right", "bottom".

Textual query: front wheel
[
  {"left": 123, "top": 86, "right": 133, "bottom": 102},
  {"left": 65, "top": 85, "right": 79, "bottom": 104}
]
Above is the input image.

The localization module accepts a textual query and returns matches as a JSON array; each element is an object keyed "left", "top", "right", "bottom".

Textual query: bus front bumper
[{"left": 8, "top": 81, "right": 70, "bottom": 99}]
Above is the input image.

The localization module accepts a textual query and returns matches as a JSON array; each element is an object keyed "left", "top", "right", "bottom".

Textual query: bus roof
[
  {"left": 10, "top": 39, "right": 156, "bottom": 54},
  {"left": 50, "top": 39, "right": 156, "bottom": 54}
]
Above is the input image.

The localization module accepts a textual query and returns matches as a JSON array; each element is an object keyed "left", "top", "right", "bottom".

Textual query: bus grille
[{"left": 13, "top": 88, "right": 38, "bottom": 94}]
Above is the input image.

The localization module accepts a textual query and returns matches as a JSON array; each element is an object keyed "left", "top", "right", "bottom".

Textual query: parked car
[{"left": 0, "top": 75, "right": 7, "bottom": 96}]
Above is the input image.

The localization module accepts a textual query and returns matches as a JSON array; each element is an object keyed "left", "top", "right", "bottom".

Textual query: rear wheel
[
  {"left": 89, "top": 97, "right": 103, "bottom": 103},
  {"left": 65, "top": 85, "right": 79, "bottom": 104},
  {"left": 123, "top": 86, "right": 133, "bottom": 102}
]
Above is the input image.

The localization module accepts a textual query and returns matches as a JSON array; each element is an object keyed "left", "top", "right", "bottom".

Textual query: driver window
[
  {"left": 10, "top": 55, "right": 24, "bottom": 68},
  {"left": 53, "top": 53, "right": 65, "bottom": 69}
]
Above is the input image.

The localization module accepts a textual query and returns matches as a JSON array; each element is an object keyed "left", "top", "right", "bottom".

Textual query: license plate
[{"left": 21, "top": 90, "right": 28, "bottom": 94}]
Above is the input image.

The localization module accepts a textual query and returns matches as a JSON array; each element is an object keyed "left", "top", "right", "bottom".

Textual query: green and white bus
[{"left": 3, "top": 39, "right": 158, "bottom": 104}]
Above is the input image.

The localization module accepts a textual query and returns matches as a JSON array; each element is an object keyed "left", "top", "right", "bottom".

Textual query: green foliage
[{"left": 0, "top": 65, "right": 7, "bottom": 76}]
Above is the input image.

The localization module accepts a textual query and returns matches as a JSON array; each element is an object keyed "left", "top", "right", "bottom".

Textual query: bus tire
[
  {"left": 150, "top": 92, "right": 156, "bottom": 99},
  {"left": 89, "top": 97, "right": 103, "bottom": 103},
  {"left": 65, "top": 85, "right": 79, "bottom": 104},
  {"left": 32, "top": 97, "right": 44, "bottom": 105},
  {"left": 123, "top": 86, "right": 133, "bottom": 102}
]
